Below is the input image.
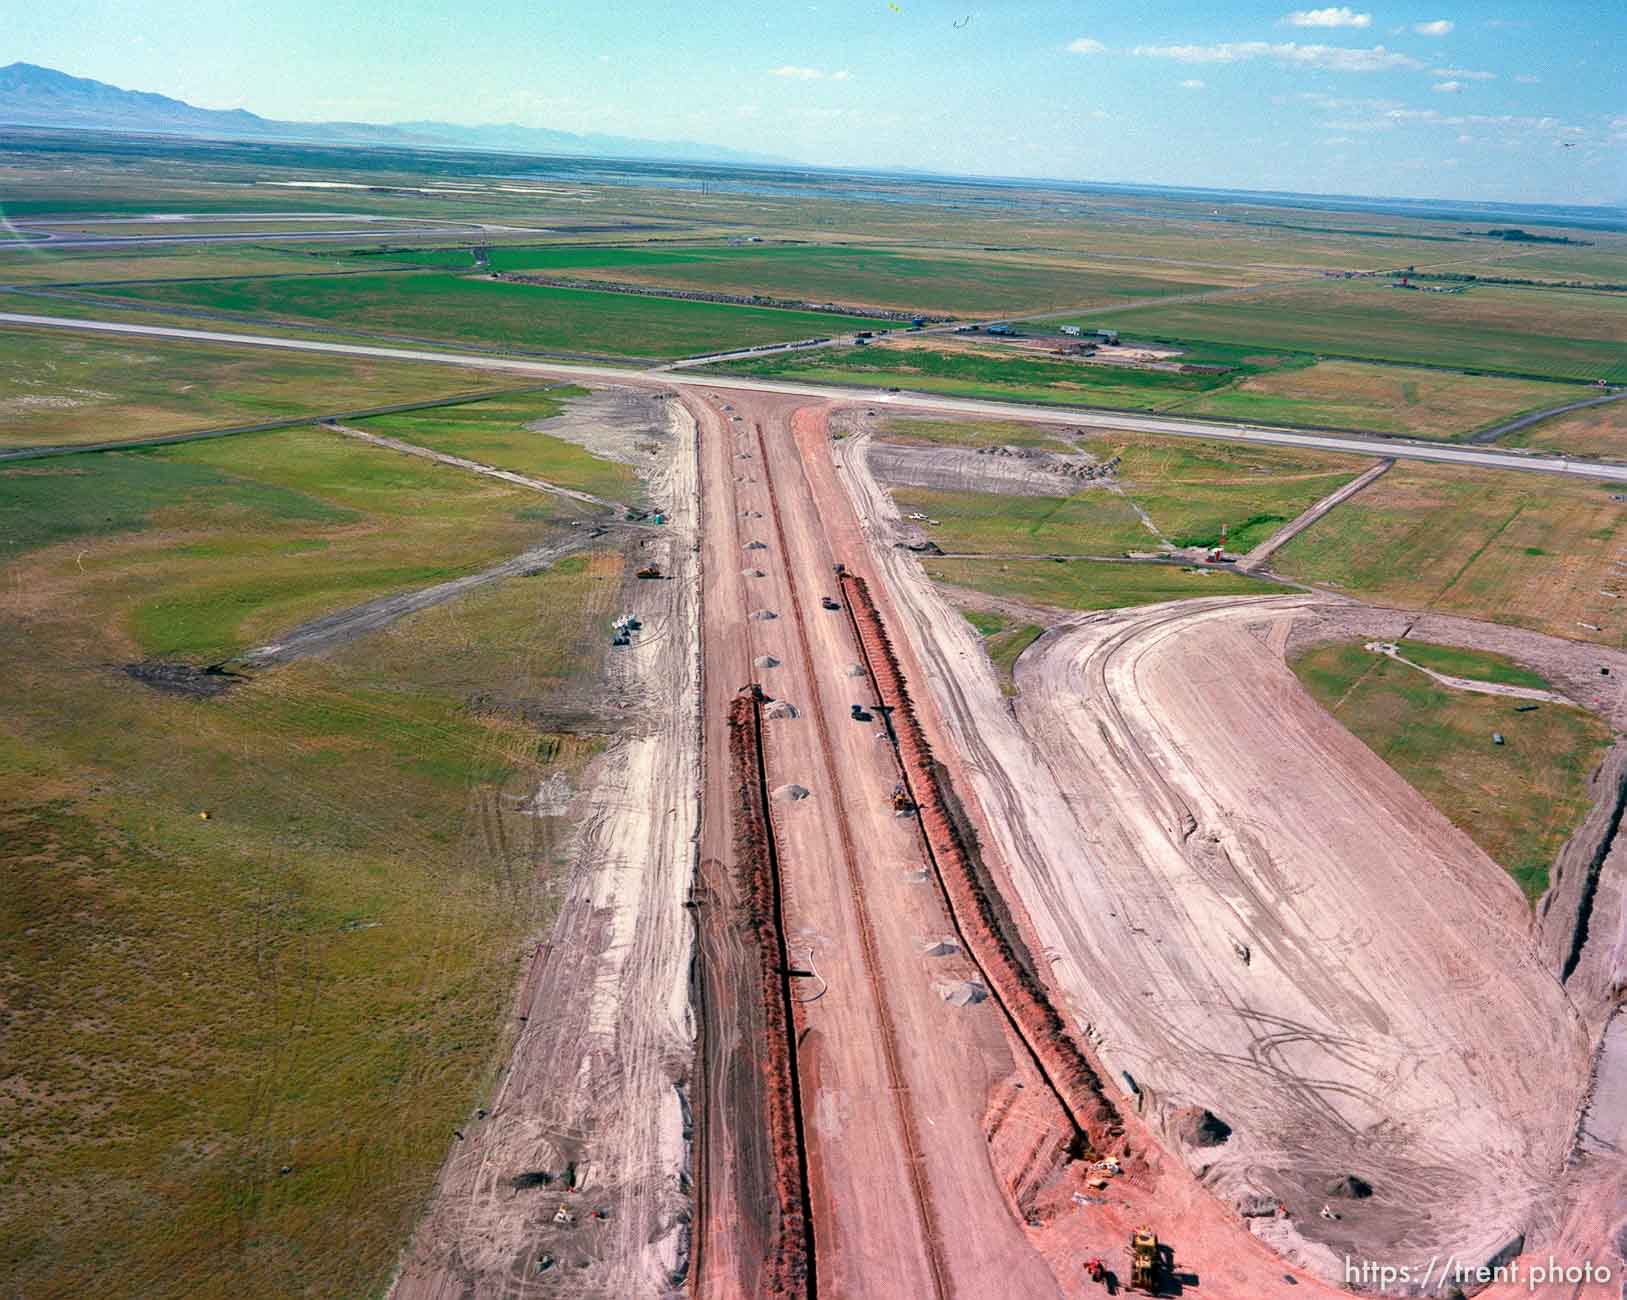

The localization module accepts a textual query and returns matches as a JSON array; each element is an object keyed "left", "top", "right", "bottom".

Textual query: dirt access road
[
  {"left": 390, "top": 399, "right": 701, "bottom": 1299},
  {"left": 691, "top": 390, "right": 1076, "bottom": 1298}
]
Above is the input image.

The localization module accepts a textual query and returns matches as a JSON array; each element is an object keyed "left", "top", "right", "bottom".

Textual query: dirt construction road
[{"left": 692, "top": 390, "right": 1078, "bottom": 1297}]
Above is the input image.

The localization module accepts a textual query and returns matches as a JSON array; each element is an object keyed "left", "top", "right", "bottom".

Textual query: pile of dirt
[
  {"left": 763, "top": 700, "right": 799, "bottom": 720},
  {"left": 754, "top": 656, "right": 781, "bottom": 669},
  {"left": 838, "top": 571, "right": 1124, "bottom": 1155},
  {"left": 726, "top": 693, "right": 814, "bottom": 1298},
  {"left": 1326, "top": 1174, "right": 1373, "bottom": 1200},
  {"left": 750, "top": 609, "right": 778, "bottom": 621},
  {"left": 773, "top": 784, "right": 810, "bottom": 803},
  {"left": 742, "top": 568, "right": 767, "bottom": 578},
  {"left": 1172, "top": 1106, "right": 1233, "bottom": 1148},
  {"left": 121, "top": 659, "right": 243, "bottom": 698},
  {"left": 936, "top": 980, "right": 989, "bottom": 1007}
]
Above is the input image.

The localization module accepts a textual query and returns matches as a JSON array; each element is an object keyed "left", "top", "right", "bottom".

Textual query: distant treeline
[
  {"left": 1403, "top": 270, "right": 1625, "bottom": 292},
  {"left": 1461, "top": 227, "right": 1594, "bottom": 246}
]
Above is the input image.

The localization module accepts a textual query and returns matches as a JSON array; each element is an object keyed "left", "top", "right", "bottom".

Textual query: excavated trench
[{"left": 726, "top": 690, "right": 816, "bottom": 1299}]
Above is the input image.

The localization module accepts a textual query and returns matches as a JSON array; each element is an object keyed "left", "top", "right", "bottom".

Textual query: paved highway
[{"left": 5, "top": 310, "right": 1625, "bottom": 481}]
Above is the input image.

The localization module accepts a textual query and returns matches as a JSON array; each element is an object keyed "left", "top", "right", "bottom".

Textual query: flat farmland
[
  {"left": 1173, "top": 359, "right": 1578, "bottom": 439},
  {"left": 1273, "top": 462, "right": 1627, "bottom": 645},
  {"left": 1291, "top": 640, "right": 1613, "bottom": 898},
  {"left": 0, "top": 424, "right": 626, "bottom": 1296},
  {"left": 76, "top": 271, "right": 902, "bottom": 359},
  {"left": 1067, "top": 278, "right": 1627, "bottom": 382},
  {"left": 0, "top": 243, "right": 358, "bottom": 284},
  {"left": 389, "top": 241, "right": 1221, "bottom": 314},
  {"left": 0, "top": 326, "right": 541, "bottom": 449},
  {"left": 1504, "top": 397, "right": 1627, "bottom": 458},
  {"left": 346, "top": 388, "right": 643, "bottom": 502}
]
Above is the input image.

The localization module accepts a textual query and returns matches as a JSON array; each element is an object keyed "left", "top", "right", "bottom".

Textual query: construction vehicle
[
  {"left": 850, "top": 704, "right": 872, "bottom": 722},
  {"left": 821, "top": 596, "right": 841, "bottom": 611},
  {"left": 1208, "top": 522, "right": 1228, "bottom": 564},
  {"left": 636, "top": 565, "right": 663, "bottom": 579},
  {"left": 1084, "top": 1257, "right": 1106, "bottom": 1285},
  {"left": 1128, "top": 1226, "right": 1159, "bottom": 1293},
  {"left": 891, "top": 783, "right": 914, "bottom": 816}
]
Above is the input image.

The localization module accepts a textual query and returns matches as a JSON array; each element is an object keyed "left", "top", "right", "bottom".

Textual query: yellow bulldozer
[{"left": 1128, "top": 1225, "right": 1159, "bottom": 1293}]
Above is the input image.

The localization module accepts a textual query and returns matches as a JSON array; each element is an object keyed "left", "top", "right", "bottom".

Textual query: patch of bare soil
[
  {"left": 120, "top": 659, "right": 244, "bottom": 697},
  {"left": 527, "top": 385, "right": 678, "bottom": 468},
  {"left": 866, "top": 440, "right": 1105, "bottom": 497}
]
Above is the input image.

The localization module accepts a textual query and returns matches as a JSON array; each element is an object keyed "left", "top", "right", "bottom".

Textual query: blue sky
[{"left": 11, "top": 0, "right": 1624, "bottom": 204}]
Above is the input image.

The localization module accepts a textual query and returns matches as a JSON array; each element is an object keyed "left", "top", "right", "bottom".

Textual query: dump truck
[
  {"left": 1128, "top": 1226, "right": 1159, "bottom": 1293},
  {"left": 636, "top": 565, "right": 663, "bottom": 579},
  {"left": 891, "top": 783, "right": 914, "bottom": 816}
]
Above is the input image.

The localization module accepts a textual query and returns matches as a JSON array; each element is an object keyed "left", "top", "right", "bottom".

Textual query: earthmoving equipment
[
  {"left": 1128, "top": 1226, "right": 1159, "bottom": 1293},
  {"left": 1084, "top": 1257, "right": 1106, "bottom": 1284},
  {"left": 891, "top": 782, "right": 915, "bottom": 816},
  {"left": 821, "top": 596, "right": 841, "bottom": 610},
  {"left": 1208, "top": 522, "right": 1228, "bottom": 564},
  {"left": 850, "top": 704, "right": 873, "bottom": 722},
  {"left": 636, "top": 565, "right": 663, "bottom": 579}
]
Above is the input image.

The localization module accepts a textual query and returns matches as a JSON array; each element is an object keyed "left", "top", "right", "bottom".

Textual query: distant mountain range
[{"left": 0, "top": 62, "right": 784, "bottom": 166}]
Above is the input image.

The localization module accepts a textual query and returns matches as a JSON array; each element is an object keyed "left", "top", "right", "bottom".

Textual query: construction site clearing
[{"left": 368, "top": 377, "right": 1627, "bottom": 1300}]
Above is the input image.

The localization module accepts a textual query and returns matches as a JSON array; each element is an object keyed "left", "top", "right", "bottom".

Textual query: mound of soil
[
  {"left": 1326, "top": 1174, "right": 1373, "bottom": 1200},
  {"left": 773, "top": 784, "right": 810, "bottom": 803},
  {"left": 1173, "top": 1106, "right": 1233, "bottom": 1148},
  {"left": 754, "top": 656, "right": 781, "bottom": 669},
  {"left": 122, "top": 660, "right": 243, "bottom": 698}
]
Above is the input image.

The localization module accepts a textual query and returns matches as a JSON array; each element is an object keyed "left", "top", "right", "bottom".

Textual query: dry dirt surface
[
  {"left": 389, "top": 398, "right": 701, "bottom": 1300},
  {"left": 826, "top": 415, "right": 1618, "bottom": 1295},
  {"left": 864, "top": 440, "right": 1099, "bottom": 497},
  {"left": 690, "top": 389, "right": 1086, "bottom": 1298}
]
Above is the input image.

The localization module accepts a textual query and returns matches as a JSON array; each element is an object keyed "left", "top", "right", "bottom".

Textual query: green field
[
  {"left": 1090, "top": 278, "right": 1627, "bottom": 383},
  {"left": 1171, "top": 359, "right": 1578, "bottom": 440},
  {"left": 720, "top": 339, "right": 1582, "bottom": 436},
  {"left": 76, "top": 271, "right": 902, "bottom": 359},
  {"left": 926, "top": 555, "right": 1278, "bottom": 611},
  {"left": 1393, "top": 639, "right": 1552, "bottom": 690},
  {"left": 713, "top": 339, "right": 1249, "bottom": 410},
  {"left": 0, "top": 425, "right": 608, "bottom": 659},
  {"left": 384, "top": 241, "right": 1218, "bottom": 315},
  {"left": 0, "top": 242, "right": 361, "bottom": 285},
  {"left": 887, "top": 429, "right": 1370, "bottom": 557},
  {"left": 0, "top": 419, "right": 626, "bottom": 1296},
  {"left": 0, "top": 326, "right": 536, "bottom": 448},
  {"left": 1291, "top": 640, "right": 1613, "bottom": 898},
  {"left": 961, "top": 607, "right": 1045, "bottom": 693},
  {"left": 1273, "top": 462, "right": 1627, "bottom": 646},
  {"left": 343, "top": 389, "right": 641, "bottom": 503}
]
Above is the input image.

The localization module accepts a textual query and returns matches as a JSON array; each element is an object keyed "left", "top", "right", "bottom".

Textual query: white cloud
[
  {"left": 1067, "top": 37, "right": 1107, "bottom": 55},
  {"left": 831, "top": 70, "right": 851, "bottom": 82},
  {"left": 1413, "top": 19, "right": 1454, "bottom": 36},
  {"left": 1513, "top": 73, "right": 1541, "bottom": 84},
  {"left": 1432, "top": 81, "right": 1462, "bottom": 94},
  {"left": 1133, "top": 41, "right": 1424, "bottom": 72},
  {"left": 1432, "top": 66, "right": 1495, "bottom": 80},
  {"left": 1090, "top": 108, "right": 1111, "bottom": 119},
  {"left": 1179, "top": 79, "right": 1206, "bottom": 89},
  {"left": 773, "top": 65, "right": 825, "bottom": 80},
  {"left": 1284, "top": 7, "right": 1371, "bottom": 28}
]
